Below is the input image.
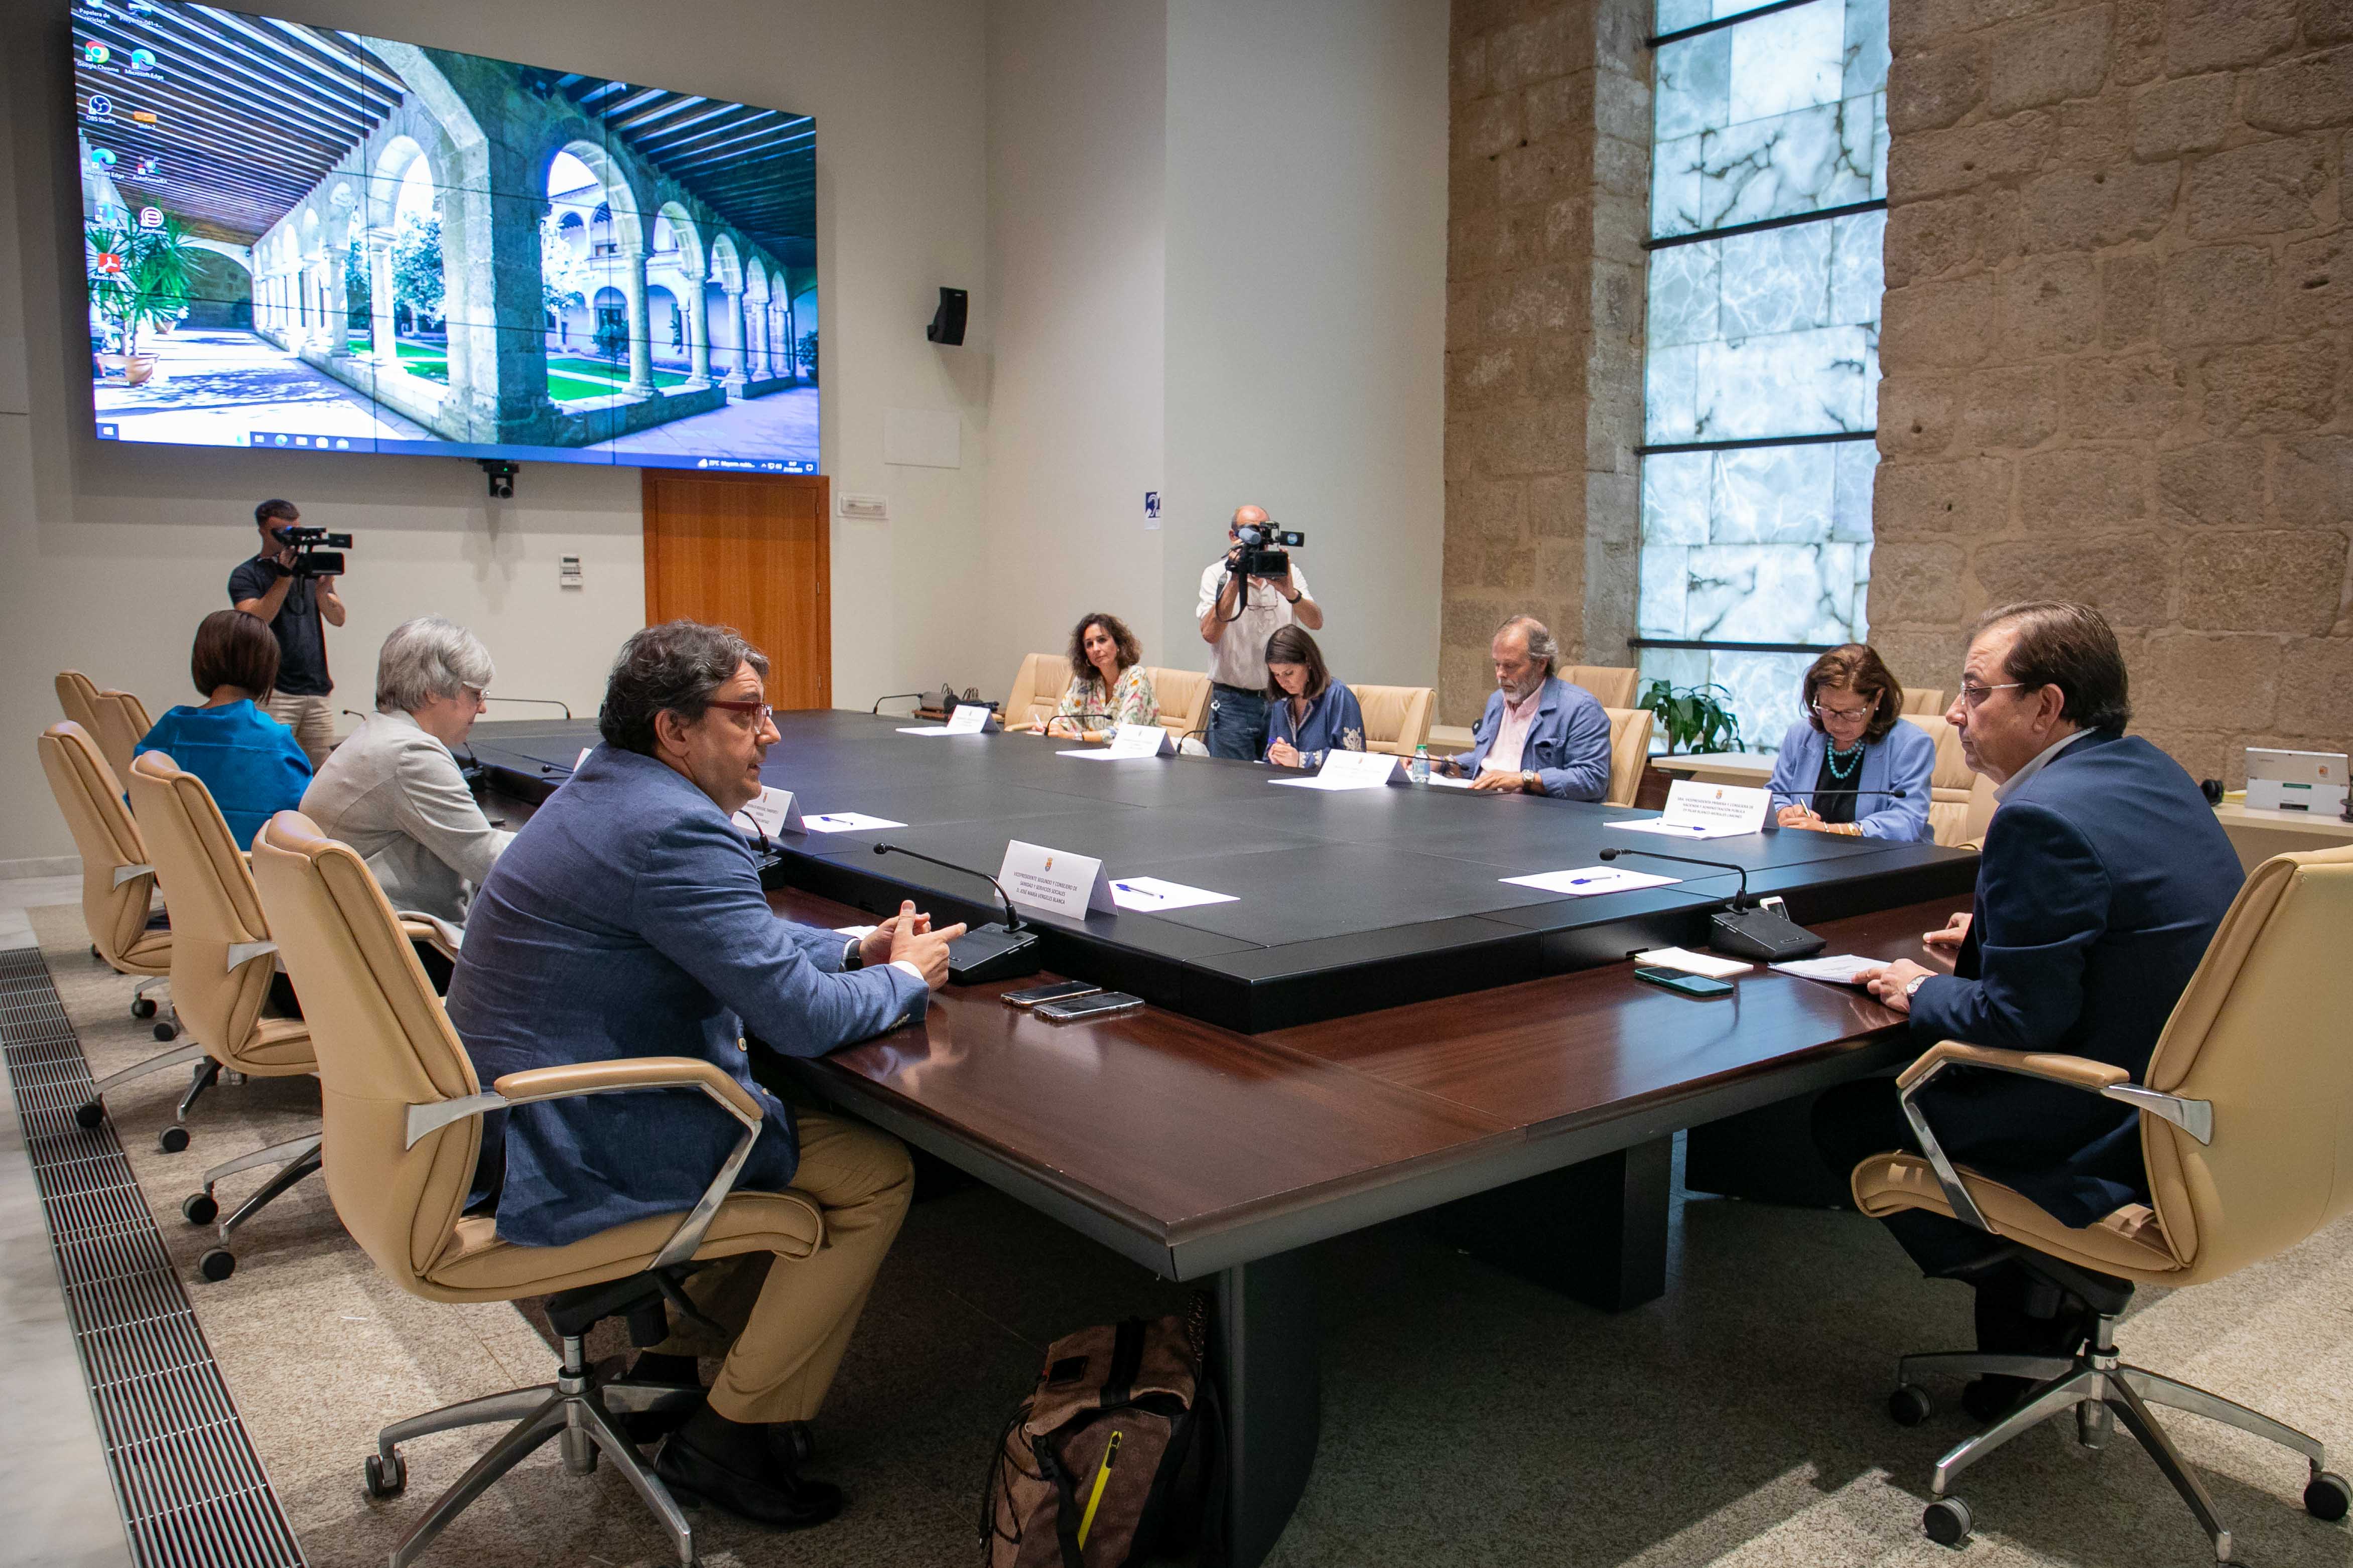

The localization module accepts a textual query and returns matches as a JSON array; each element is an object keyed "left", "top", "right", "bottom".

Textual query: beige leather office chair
[
  {"left": 250, "top": 810, "right": 824, "bottom": 1568},
  {"left": 1564, "top": 665, "right": 1639, "bottom": 709},
  {"left": 1002, "top": 652, "right": 1068, "bottom": 731},
  {"left": 1853, "top": 845, "right": 2353, "bottom": 1556},
  {"left": 1899, "top": 686, "right": 1947, "bottom": 715},
  {"left": 1601, "top": 707, "right": 1655, "bottom": 807},
  {"left": 1349, "top": 684, "right": 1434, "bottom": 757},
  {"left": 1902, "top": 716, "right": 1997, "bottom": 849},
  {"left": 56, "top": 671, "right": 152, "bottom": 781},
  {"left": 125, "top": 751, "right": 321, "bottom": 1274},
  {"left": 1148, "top": 666, "right": 1212, "bottom": 744}
]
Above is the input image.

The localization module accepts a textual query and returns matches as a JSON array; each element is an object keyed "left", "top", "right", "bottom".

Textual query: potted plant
[
  {"left": 87, "top": 214, "right": 193, "bottom": 386},
  {"left": 1640, "top": 678, "right": 1743, "bottom": 755}
]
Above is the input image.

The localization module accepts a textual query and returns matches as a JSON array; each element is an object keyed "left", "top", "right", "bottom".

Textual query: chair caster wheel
[
  {"left": 77, "top": 1099, "right": 106, "bottom": 1129},
  {"left": 198, "top": 1248, "right": 235, "bottom": 1282},
  {"left": 1888, "top": 1384, "right": 1932, "bottom": 1427},
  {"left": 158, "top": 1125, "right": 189, "bottom": 1154},
  {"left": 364, "top": 1450, "right": 407, "bottom": 1498},
  {"left": 182, "top": 1192, "right": 218, "bottom": 1226},
  {"left": 130, "top": 996, "right": 157, "bottom": 1019},
  {"left": 2306, "top": 1471, "right": 2350, "bottom": 1522},
  {"left": 154, "top": 1020, "right": 178, "bottom": 1042},
  {"left": 1923, "top": 1497, "right": 1973, "bottom": 1547}
]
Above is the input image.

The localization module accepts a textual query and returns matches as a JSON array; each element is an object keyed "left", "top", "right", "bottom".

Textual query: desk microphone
[
  {"left": 480, "top": 695, "right": 574, "bottom": 719},
  {"left": 871, "top": 842, "right": 1043, "bottom": 984},
  {"left": 870, "top": 691, "right": 930, "bottom": 715},
  {"left": 1044, "top": 709, "right": 1112, "bottom": 737},
  {"left": 1600, "top": 847, "right": 1826, "bottom": 960}
]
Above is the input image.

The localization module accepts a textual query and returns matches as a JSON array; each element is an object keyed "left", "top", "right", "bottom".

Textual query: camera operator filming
[
  {"left": 1196, "top": 503, "right": 1321, "bottom": 760},
  {"left": 229, "top": 498, "right": 349, "bottom": 766}
]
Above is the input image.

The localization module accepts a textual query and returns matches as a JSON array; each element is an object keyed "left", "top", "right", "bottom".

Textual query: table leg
[
  {"left": 1428, "top": 1136, "right": 1672, "bottom": 1313},
  {"left": 1216, "top": 1248, "right": 1319, "bottom": 1568}
]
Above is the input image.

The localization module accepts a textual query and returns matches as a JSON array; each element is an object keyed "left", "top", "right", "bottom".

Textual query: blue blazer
[
  {"left": 135, "top": 701, "right": 312, "bottom": 849},
  {"left": 1265, "top": 682, "right": 1367, "bottom": 769},
  {"left": 1765, "top": 718, "right": 1935, "bottom": 842},
  {"left": 1454, "top": 677, "right": 1613, "bottom": 801},
  {"left": 1909, "top": 731, "right": 2243, "bottom": 1227},
  {"left": 445, "top": 745, "right": 929, "bottom": 1248}
]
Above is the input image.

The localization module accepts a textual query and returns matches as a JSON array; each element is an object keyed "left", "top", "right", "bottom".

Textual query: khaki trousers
[
  {"left": 653, "top": 1109, "right": 913, "bottom": 1424},
  {"left": 264, "top": 691, "right": 337, "bottom": 768}
]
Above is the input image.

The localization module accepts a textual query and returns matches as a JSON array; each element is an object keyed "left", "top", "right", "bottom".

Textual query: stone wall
[
  {"left": 1873, "top": 0, "right": 2351, "bottom": 784},
  {"left": 1441, "top": 0, "right": 1651, "bottom": 725}
]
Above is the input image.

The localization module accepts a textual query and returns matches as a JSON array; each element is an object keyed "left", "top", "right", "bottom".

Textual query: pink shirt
[{"left": 1484, "top": 685, "right": 1544, "bottom": 775}]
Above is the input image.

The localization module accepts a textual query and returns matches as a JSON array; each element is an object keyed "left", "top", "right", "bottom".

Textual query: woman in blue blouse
[
  {"left": 1766, "top": 642, "right": 1934, "bottom": 841},
  {"left": 1263, "top": 626, "right": 1366, "bottom": 770},
  {"left": 135, "top": 610, "right": 314, "bottom": 848}
]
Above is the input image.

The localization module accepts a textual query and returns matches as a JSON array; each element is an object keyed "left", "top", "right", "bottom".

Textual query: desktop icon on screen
[
  {"left": 137, "top": 206, "right": 163, "bottom": 229},
  {"left": 127, "top": 47, "right": 156, "bottom": 72},
  {"left": 86, "top": 93, "right": 114, "bottom": 120},
  {"left": 83, "top": 42, "right": 111, "bottom": 65}
]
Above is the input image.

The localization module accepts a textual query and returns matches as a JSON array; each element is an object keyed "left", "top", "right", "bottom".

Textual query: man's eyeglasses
[
  {"left": 705, "top": 698, "right": 776, "bottom": 728},
  {"left": 1957, "top": 681, "right": 2024, "bottom": 708}
]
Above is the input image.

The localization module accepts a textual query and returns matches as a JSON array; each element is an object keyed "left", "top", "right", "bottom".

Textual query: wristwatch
[
  {"left": 1904, "top": 973, "right": 1928, "bottom": 999},
  {"left": 842, "top": 936, "right": 865, "bottom": 971},
  {"left": 1283, "top": 590, "right": 1302, "bottom": 604},
  {"left": 1521, "top": 769, "right": 1539, "bottom": 794}
]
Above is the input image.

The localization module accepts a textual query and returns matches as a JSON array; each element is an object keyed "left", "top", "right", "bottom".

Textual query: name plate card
[
  {"left": 998, "top": 839, "right": 1118, "bottom": 918},
  {"left": 899, "top": 702, "right": 998, "bottom": 737},
  {"left": 739, "top": 786, "right": 804, "bottom": 837},
  {"left": 1060, "top": 724, "right": 1176, "bottom": 760},
  {"left": 1606, "top": 779, "right": 1770, "bottom": 839}
]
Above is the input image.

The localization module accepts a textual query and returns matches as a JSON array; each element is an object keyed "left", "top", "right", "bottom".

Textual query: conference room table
[{"left": 468, "top": 714, "right": 1974, "bottom": 1566}]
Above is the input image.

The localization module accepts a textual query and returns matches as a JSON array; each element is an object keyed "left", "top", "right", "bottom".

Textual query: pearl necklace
[{"left": 1825, "top": 739, "right": 1866, "bottom": 781}]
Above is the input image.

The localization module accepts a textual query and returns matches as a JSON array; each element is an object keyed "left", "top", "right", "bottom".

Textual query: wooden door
[{"left": 642, "top": 471, "right": 831, "bottom": 709}]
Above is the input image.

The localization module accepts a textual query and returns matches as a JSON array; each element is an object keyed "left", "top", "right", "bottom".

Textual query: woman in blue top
[
  {"left": 1766, "top": 642, "right": 1934, "bottom": 841},
  {"left": 135, "top": 610, "right": 314, "bottom": 848},
  {"left": 1262, "top": 625, "right": 1367, "bottom": 770}
]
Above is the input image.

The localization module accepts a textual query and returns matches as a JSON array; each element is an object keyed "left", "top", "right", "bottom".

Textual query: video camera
[
  {"left": 278, "top": 525, "right": 351, "bottom": 578},
  {"left": 1230, "top": 522, "right": 1306, "bottom": 582}
]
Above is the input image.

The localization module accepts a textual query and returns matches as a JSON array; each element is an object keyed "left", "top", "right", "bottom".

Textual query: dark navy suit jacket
[
  {"left": 1454, "top": 677, "right": 1614, "bottom": 800},
  {"left": 446, "top": 745, "right": 928, "bottom": 1247},
  {"left": 1908, "top": 731, "right": 2242, "bottom": 1227}
]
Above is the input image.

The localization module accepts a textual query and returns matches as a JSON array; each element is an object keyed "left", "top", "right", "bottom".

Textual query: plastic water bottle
[{"left": 1409, "top": 744, "right": 1430, "bottom": 784}]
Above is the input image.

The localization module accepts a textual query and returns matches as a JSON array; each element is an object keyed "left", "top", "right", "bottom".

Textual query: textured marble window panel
[
  {"left": 1643, "top": 444, "right": 1874, "bottom": 546},
  {"left": 1655, "top": 0, "right": 1891, "bottom": 79},
  {"left": 1689, "top": 541, "right": 1861, "bottom": 642},
  {"left": 1708, "top": 649, "right": 1818, "bottom": 746},
  {"left": 1652, "top": 90, "right": 1886, "bottom": 237},
  {"left": 1646, "top": 323, "right": 1880, "bottom": 442}
]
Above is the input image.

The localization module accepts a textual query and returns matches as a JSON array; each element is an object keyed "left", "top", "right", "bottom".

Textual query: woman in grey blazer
[{"left": 301, "top": 617, "right": 513, "bottom": 940}]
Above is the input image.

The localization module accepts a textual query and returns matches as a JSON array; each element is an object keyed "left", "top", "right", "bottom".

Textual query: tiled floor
[{"left": 0, "top": 875, "right": 133, "bottom": 1568}]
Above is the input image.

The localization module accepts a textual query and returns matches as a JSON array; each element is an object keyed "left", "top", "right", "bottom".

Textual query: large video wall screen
[{"left": 73, "top": 0, "right": 818, "bottom": 474}]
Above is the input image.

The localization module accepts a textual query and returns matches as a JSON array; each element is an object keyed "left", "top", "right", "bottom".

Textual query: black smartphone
[
  {"left": 1002, "top": 980, "right": 1101, "bottom": 1009},
  {"left": 1033, "top": 990, "right": 1146, "bottom": 1023},
  {"left": 1633, "top": 966, "right": 1736, "bottom": 999}
]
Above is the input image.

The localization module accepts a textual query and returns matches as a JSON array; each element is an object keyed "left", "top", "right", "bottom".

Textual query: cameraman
[
  {"left": 229, "top": 498, "right": 345, "bottom": 766},
  {"left": 1196, "top": 504, "right": 1322, "bottom": 761}
]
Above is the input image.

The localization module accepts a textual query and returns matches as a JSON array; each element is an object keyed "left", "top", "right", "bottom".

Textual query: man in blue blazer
[
  {"left": 448, "top": 621, "right": 963, "bottom": 1530},
  {"left": 1441, "top": 615, "right": 1615, "bottom": 799},
  {"left": 1816, "top": 602, "right": 2242, "bottom": 1414}
]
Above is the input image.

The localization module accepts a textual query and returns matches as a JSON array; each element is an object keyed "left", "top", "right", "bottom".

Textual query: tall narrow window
[{"left": 1636, "top": 0, "right": 1889, "bottom": 746}]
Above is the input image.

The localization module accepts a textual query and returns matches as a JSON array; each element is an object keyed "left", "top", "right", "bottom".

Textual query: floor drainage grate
[{"left": 0, "top": 946, "right": 306, "bottom": 1568}]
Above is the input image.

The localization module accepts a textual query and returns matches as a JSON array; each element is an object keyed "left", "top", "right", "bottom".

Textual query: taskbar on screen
[{"left": 94, "top": 424, "right": 818, "bottom": 475}]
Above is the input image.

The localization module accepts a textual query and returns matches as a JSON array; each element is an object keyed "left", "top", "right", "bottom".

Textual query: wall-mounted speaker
[{"left": 927, "top": 287, "right": 968, "bottom": 346}]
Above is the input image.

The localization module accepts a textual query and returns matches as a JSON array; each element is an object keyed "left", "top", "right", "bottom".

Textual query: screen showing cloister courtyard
[{"left": 74, "top": 0, "right": 818, "bottom": 472}]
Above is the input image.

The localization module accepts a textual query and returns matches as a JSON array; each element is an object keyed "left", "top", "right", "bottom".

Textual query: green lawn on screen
[{"left": 350, "top": 337, "right": 690, "bottom": 402}]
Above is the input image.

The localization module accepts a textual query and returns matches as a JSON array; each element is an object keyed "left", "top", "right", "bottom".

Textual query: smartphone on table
[
  {"left": 1033, "top": 990, "right": 1146, "bottom": 1024},
  {"left": 1633, "top": 966, "right": 1735, "bottom": 999},
  {"left": 1002, "top": 980, "right": 1101, "bottom": 1009}
]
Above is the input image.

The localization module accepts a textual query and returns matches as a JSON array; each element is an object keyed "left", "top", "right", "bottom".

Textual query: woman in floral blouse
[
  {"left": 1030, "top": 612, "right": 1159, "bottom": 742},
  {"left": 1263, "top": 625, "right": 1366, "bottom": 769}
]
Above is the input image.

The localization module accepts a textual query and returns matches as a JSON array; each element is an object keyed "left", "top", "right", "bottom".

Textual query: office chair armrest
[
  {"left": 1896, "top": 1040, "right": 2213, "bottom": 1234},
  {"left": 396, "top": 912, "right": 464, "bottom": 963},
  {"left": 408, "top": 1057, "right": 765, "bottom": 1268}
]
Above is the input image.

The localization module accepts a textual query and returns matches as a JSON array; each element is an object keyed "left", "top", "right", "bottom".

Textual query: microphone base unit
[
  {"left": 1709, "top": 904, "right": 1826, "bottom": 962},
  {"left": 946, "top": 923, "right": 1043, "bottom": 985}
]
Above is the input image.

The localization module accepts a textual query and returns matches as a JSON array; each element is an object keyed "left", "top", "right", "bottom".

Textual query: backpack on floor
[{"left": 979, "top": 1298, "right": 1223, "bottom": 1568}]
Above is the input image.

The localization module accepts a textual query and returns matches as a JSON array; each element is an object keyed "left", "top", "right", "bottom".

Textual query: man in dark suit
[
  {"left": 1814, "top": 601, "right": 2242, "bottom": 1412},
  {"left": 449, "top": 621, "right": 964, "bottom": 1530}
]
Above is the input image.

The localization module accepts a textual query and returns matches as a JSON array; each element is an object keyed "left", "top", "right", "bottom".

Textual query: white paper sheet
[
  {"left": 897, "top": 725, "right": 954, "bottom": 735},
  {"left": 832, "top": 925, "right": 879, "bottom": 939},
  {"left": 1500, "top": 866, "right": 1680, "bottom": 896},
  {"left": 1605, "top": 816, "right": 1755, "bottom": 840},
  {"left": 799, "top": 811, "right": 907, "bottom": 833},
  {"left": 1108, "top": 876, "right": 1240, "bottom": 913},
  {"left": 1768, "top": 954, "right": 1886, "bottom": 985},
  {"left": 1633, "top": 946, "right": 1753, "bottom": 978},
  {"left": 1418, "top": 772, "right": 1476, "bottom": 788}
]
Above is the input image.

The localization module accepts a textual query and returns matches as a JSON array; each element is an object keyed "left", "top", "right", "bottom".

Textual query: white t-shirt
[{"left": 1195, "top": 556, "right": 1314, "bottom": 691}]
